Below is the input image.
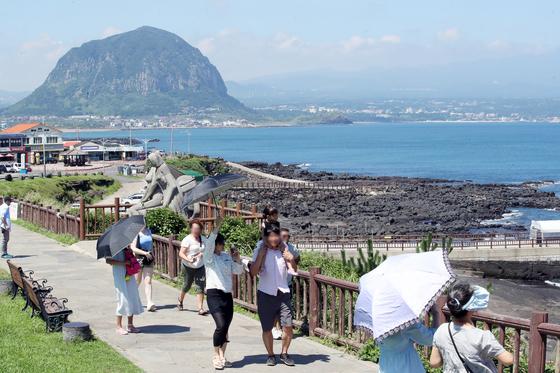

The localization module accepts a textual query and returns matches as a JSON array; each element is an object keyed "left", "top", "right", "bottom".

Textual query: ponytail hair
[{"left": 447, "top": 282, "right": 474, "bottom": 319}]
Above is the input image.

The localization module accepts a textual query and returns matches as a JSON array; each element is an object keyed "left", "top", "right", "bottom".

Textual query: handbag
[{"left": 448, "top": 322, "right": 475, "bottom": 373}]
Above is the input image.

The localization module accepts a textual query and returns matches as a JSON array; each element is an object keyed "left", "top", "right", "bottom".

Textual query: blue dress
[{"left": 378, "top": 323, "right": 435, "bottom": 373}]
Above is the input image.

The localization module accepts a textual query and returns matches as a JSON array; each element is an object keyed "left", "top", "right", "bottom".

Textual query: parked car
[
  {"left": 122, "top": 193, "right": 144, "bottom": 205},
  {"left": 8, "top": 163, "right": 31, "bottom": 172},
  {"left": 0, "top": 165, "right": 8, "bottom": 174}
]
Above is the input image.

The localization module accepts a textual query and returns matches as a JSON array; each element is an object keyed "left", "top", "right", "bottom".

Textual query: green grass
[
  {"left": 14, "top": 220, "right": 79, "bottom": 245},
  {"left": 0, "top": 175, "right": 121, "bottom": 210},
  {"left": 0, "top": 287, "right": 140, "bottom": 373},
  {"left": 0, "top": 268, "right": 10, "bottom": 280}
]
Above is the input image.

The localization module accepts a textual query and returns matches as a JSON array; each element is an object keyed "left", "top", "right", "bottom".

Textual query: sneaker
[
  {"left": 1, "top": 253, "right": 13, "bottom": 259},
  {"left": 147, "top": 304, "right": 156, "bottom": 312},
  {"left": 266, "top": 355, "right": 276, "bottom": 366},
  {"left": 272, "top": 327, "right": 282, "bottom": 340},
  {"left": 213, "top": 356, "right": 224, "bottom": 370},
  {"left": 221, "top": 358, "right": 233, "bottom": 368},
  {"left": 279, "top": 353, "right": 295, "bottom": 366}
]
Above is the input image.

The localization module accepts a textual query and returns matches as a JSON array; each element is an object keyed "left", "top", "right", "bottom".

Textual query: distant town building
[
  {"left": 1, "top": 122, "right": 64, "bottom": 164},
  {"left": 65, "top": 140, "right": 144, "bottom": 161}
]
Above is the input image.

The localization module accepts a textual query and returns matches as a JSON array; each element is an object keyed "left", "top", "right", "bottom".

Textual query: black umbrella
[
  {"left": 96, "top": 215, "right": 146, "bottom": 259},
  {"left": 180, "top": 173, "right": 248, "bottom": 214}
]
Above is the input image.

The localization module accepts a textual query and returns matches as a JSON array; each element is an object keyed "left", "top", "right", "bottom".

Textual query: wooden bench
[
  {"left": 7, "top": 260, "right": 52, "bottom": 310},
  {"left": 22, "top": 277, "right": 72, "bottom": 332}
]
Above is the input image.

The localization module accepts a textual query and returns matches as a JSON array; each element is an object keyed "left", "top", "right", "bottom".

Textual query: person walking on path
[
  {"left": 132, "top": 226, "right": 156, "bottom": 312},
  {"left": 178, "top": 219, "right": 208, "bottom": 315},
  {"left": 202, "top": 216, "right": 244, "bottom": 370},
  {"left": 250, "top": 224, "right": 298, "bottom": 367},
  {"left": 0, "top": 196, "right": 13, "bottom": 260},
  {"left": 105, "top": 245, "right": 144, "bottom": 335},
  {"left": 271, "top": 227, "right": 300, "bottom": 340},
  {"left": 430, "top": 283, "right": 513, "bottom": 372}
]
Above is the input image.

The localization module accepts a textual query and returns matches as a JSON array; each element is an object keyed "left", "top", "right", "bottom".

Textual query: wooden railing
[
  {"left": 18, "top": 200, "right": 81, "bottom": 238},
  {"left": 14, "top": 198, "right": 560, "bottom": 371},
  {"left": 146, "top": 233, "right": 560, "bottom": 373}
]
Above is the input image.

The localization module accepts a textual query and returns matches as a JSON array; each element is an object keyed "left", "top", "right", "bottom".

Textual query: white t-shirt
[
  {"left": 202, "top": 232, "right": 244, "bottom": 293},
  {"left": 433, "top": 322, "right": 505, "bottom": 373},
  {"left": 251, "top": 244, "right": 290, "bottom": 296},
  {"left": 0, "top": 203, "right": 11, "bottom": 230},
  {"left": 180, "top": 234, "right": 204, "bottom": 269}
]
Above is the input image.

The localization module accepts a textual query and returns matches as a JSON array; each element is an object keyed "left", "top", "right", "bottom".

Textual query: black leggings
[{"left": 206, "top": 289, "right": 234, "bottom": 347}]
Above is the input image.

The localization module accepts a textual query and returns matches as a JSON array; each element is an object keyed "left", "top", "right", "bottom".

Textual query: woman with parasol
[
  {"left": 97, "top": 215, "right": 145, "bottom": 335},
  {"left": 354, "top": 249, "right": 455, "bottom": 372}
]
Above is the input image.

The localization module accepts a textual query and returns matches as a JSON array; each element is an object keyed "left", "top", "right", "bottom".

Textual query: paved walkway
[
  {"left": 1, "top": 225, "right": 377, "bottom": 373},
  {"left": 227, "top": 162, "right": 307, "bottom": 184}
]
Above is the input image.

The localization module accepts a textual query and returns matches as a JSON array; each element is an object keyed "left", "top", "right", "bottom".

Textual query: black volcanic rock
[{"left": 5, "top": 26, "right": 249, "bottom": 116}]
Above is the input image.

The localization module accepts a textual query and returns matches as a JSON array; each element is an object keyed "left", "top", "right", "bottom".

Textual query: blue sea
[{"left": 66, "top": 121, "right": 560, "bottom": 228}]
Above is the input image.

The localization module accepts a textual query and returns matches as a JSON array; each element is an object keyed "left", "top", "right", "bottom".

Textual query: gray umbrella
[
  {"left": 180, "top": 173, "right": 247, "bottom": 214},
  {"left": 96, "top": 215, "right": 146, "bottom": 259}
]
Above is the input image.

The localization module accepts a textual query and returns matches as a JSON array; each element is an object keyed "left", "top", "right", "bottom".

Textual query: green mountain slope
[{"left": 5, "top": 26, "right": 249, "bottom": 116}]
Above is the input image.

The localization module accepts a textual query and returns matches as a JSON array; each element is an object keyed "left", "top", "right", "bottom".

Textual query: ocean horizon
[{"left": 66, "top": 121, "right": 560, "bottom": 184}]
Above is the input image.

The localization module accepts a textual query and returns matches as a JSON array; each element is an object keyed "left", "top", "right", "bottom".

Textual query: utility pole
[
  {"left": 42, "top": 141, "right": 46, "bottom": 177},
  {"left": 170, "top": 126, "right": 174, "bottom": 155}
]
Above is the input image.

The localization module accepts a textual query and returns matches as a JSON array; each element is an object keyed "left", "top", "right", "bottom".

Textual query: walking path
[
  {"left": 227, "top": 162, "right": 307, "bottom": 184},
  {"left": 1, "top": 225, "right": 377, "bottom": 373}
]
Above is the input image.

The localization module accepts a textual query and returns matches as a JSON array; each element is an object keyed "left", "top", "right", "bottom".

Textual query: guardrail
[
  {"left": 146, "top": 235, "right": 559, "bottom": 373},
  {"left": 14, "top": 198, "right": 560, "bottom": 371}
]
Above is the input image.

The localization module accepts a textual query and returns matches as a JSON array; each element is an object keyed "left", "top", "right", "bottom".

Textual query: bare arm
[
  {"left": 282, "top": 245, "right": 298, "bottom": 271},
  {"left": 429, "top": 346, "right": 443, "bottom": 368},
  {"left": 496, "top": 351, "right": 514, "bottom": 366},
  {"left": 250, "top": 246, "right": 267, "bottom": 277},
  {"left": 179, "top": 243, "right": 191, "bottom": 262}
]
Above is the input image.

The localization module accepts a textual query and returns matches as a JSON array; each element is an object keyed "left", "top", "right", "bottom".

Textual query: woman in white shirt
[
  {"left": 178, "top": 220, "right": 207, "bottom": 315},
  {"left": 202, "top": 217, "right": 243, "bottom": 370}
]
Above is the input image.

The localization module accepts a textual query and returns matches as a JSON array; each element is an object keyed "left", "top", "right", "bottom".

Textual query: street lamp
[{"left": 187, "top": 131, "right": 191, "bottom": 155}]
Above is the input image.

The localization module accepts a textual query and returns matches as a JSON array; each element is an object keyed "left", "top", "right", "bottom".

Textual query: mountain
[
  {"left": 0, "top": 90, "right": 29, "bottom": 109},
  {"left": 4, "top": 26, "right": 249, "bottom": 116},
  {"left": 229, "top": 50, "right": 560, "bottom": 105}
]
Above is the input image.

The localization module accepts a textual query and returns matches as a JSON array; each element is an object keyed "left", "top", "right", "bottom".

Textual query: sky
[{"left": 1, "top": 0, "right": 559, "bottom": 92}]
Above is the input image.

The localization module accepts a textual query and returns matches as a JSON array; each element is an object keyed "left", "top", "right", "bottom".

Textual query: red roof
[
  {"left": 2, "top": 122, "right": 42, "bottom": 134},
  {"left": 63, "top": 141, "right": 82, "bottom": 148}
]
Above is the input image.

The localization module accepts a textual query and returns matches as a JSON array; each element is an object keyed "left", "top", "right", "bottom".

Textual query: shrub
[
  {"left": 219, "top": 217, "right": 261, "bottom": 256},
  {"left": 145, "top": 208, "right": 187, "bottom": 237},
  {"left": 298, "top": 251, "right": 361, "bottom": 283}
]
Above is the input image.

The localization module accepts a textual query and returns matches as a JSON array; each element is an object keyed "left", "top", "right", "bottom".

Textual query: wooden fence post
[
  {"left": 309, "top": 266, "right": 321, "bottom": 336},
  {"left": 167, "top": 235, "right": 177, "bottom": 278},
  {"left": 528, "top": 311, "right": 548, "bottom": 373},
  {"left": 79, "top": 197, "right": 86, "bottom": 240},
  {"left": 114, "top": 197, "right": 120, "bottom": 222}
]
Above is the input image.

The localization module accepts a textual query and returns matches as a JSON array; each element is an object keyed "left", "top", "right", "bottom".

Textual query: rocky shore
[{"left": 227, "top": 162, "right": 560, "bottom": 236}]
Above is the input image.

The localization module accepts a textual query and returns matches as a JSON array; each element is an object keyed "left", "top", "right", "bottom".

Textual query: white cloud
[
  {"left": 342, "top": 35, "right": 376, "bottom": 51},
  {"left": 437, "top": 28, "right": 460, "bottom": 42},
  {"left": 274, "top": 33, "right": 302, "bottom": 50},
  {"left": 197, "top": 37, "right": 216, "bottom": 54},
  {"left": 19, "top": 34, "right": 66, "bottom": 61},
  {"left": 101, "top": 26, "right": 122, "bottom": 38},
  {"left": 380, "top": 35, "right": 401, "bottom": 44}
]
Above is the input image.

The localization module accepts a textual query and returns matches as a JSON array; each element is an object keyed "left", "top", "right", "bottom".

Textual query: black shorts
[{"left": 257, "top": 290, "right": 293, "bottom": 332}]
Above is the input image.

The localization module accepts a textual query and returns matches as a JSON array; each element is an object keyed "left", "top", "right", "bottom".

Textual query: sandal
[
  {"left": 198, "top": 309, "right": 208, "bottom": 316},
  {"left": 177, "top": 298, "right": 183, "bottom": 311},
  {"left": 116, "top": 327, "right": 128, "bottom": 335},
  {"left": 221, "top": 358, "right": 233, "bottom": 368},
  {"left": 213, "top": 356, "right": 224, "bottom": 370},
  {"left": 127, "top": 325, "right": 141, "bottom": 333}
]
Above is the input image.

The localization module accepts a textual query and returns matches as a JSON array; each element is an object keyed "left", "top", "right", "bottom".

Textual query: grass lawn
[
  {"left": 0, "top": 174, "right": 121, "bottom": 210},
  {"left": 14, "top": 220, "right": 79, "bottom": 246},
  {"left": 0, "top": 271, "right": 140, "bottom": 373}
]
